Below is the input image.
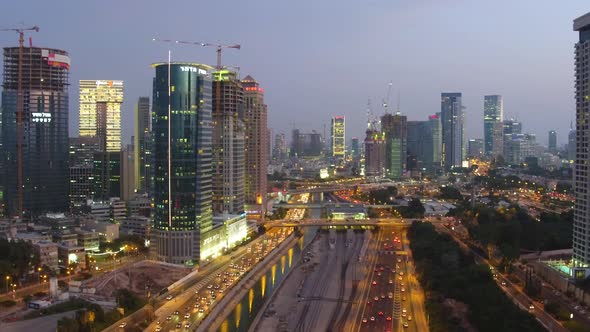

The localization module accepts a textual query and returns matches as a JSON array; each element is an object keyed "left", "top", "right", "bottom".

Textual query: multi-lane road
[
  {"left": 355, "top": 227, "right": 428, "bottom": 332},
  {"left": 128, "top": 227, "right": 291, "bottom": 332}
]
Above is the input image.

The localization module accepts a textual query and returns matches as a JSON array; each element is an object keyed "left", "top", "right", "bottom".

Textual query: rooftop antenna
[
  {"left": 382, "top": 81, "right": 393, "bottom": 114},
  {"left": 396, "top": 90, "right": 401, "bottom": 115}
]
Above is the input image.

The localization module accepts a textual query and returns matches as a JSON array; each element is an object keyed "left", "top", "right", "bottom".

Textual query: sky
[{"left": 0, "top": 0, "right": 587, "bottom": 148}]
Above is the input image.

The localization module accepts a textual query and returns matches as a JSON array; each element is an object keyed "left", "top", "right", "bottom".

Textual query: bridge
[
  {"left": 272, "top": 202, "right": 409, "bottom": 209},
  {"left": 263, "top": 218, "right": 421, "bottom": 228}
]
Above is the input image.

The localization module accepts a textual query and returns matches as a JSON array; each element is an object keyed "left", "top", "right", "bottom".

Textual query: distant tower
[
  {"left": 134, "top": 97, "right": 151, "bottom": 194},
  {"left": 441, "top": 93, "right": 463, "bottom": 170},
  {"left": 381, "top": 113, "right": 407, "bottom": 179},
  {"left": 79, "top": 80, "right": 123, "bottom": 152},
  {"left": 331, "top": 116, "right": 345, "bottom": 158},
  {"left": 484, "top": 95, "right": 503, "bottom": 157},
  {"left": 548, "top": 130, "right": 557, "bottom": 153}
]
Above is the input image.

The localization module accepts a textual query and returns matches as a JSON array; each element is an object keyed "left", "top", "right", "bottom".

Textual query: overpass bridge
[{"left": 263, "top": 218, "right": 421, "bottom": 228}]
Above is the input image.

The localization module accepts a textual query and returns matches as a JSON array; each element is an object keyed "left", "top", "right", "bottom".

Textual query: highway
[
  {"left": 146, "top": 227, "right": 291, "bottom": 332},
  {"left": 355, "top": 227, "right": 429, "bottom": 332}
]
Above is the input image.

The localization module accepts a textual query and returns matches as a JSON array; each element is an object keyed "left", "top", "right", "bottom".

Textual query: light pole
[{"left": 5, "top": 276, "right": 9, "bottom": 294}]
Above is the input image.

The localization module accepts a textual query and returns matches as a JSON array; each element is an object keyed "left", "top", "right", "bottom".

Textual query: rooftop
[{"left": 574, "top": 12, "right": 590, "bottom": 31}]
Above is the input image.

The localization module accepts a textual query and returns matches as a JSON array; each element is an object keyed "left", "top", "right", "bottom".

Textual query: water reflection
[{"left": 216, "top": 228, "right": 316, "bottom": 332}]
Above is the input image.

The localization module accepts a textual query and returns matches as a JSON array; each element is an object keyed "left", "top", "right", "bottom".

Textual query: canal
[{"left": 216, "top": 227, "right": 317, "bottom": 332}]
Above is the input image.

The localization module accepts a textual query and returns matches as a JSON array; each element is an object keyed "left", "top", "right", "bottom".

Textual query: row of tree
[{"left": 408, "top": 221, "right": 545, "bottom": 332}]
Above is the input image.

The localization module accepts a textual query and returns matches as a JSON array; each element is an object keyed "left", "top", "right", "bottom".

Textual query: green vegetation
[
  {"left": 397, "top": 198, "right": 425, "bottom": 218},
  {"left": 55, "top": 289, "right": 145, "bottom": 331},
  {"left": 352, "top": 186, "right": 397, "bottom": 204},
  {"left": 438, "top": 186, "right": 463, "bottom": 200},
  {"left": 0, "top": 238, "right": 38, "bottom": 286},
  {"left": 408, "top": 221, "right": 544, "bottom": 332}
]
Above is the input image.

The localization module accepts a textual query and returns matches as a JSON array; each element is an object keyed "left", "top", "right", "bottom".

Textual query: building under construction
[{"left": 1, "top": 47, "right": 70, "bottom": 217}]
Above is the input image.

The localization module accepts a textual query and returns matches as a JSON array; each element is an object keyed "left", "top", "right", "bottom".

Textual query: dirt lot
[{"left": 82, "top": 260, "right": 190, "bottom": 299}]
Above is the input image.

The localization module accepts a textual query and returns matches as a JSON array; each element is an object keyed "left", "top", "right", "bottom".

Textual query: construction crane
[
  {"left": 152, "top": 38, "right": 240, "bottom": 69},
  {"left": 0, "top": 25, "right": 39, "bottom": 218},
  {"left": 382, "top": 81, "right": 393, "bottom": 113}
]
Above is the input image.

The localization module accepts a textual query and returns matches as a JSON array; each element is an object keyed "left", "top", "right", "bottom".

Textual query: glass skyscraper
[
  {"left": 381, "top": 113, "right": 407, "bottom": 179},
  {"left": 441, "top": 92, "right": 463, "bottom": 170},
  {"left": 2, "top": 47, "right": 70, "bottom": 217},
  {"left": 79, "top": 80, "right": 123, "bottom": 152},
  {"left": 151, "top": 62, "right": 213, "bottom": 265},
  {"left": 484, "top": 95, "right": 503, "bottom": 156},
  {"left": 331, "top": 116, "right": 345, "bottom": 158}
]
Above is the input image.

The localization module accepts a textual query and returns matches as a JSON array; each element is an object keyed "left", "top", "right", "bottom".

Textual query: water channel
[{"left": 216, "top": 226, "right": 317, "bottom": 332}]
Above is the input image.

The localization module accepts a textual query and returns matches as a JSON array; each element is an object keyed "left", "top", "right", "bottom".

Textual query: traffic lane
[{"left": 151, "top": 229, "right": 290, "bottom": 331}]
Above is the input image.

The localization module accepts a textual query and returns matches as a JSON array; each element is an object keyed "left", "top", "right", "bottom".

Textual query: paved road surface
[{"left": 2, "top": 310, "right": 75, "bottom": 332}]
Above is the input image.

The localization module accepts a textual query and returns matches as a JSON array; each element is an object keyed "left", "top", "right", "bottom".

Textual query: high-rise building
[
  {"left": 503, "top": 133, "right": 539, "bottom": 165},
  {"left": 484, "top": 95, "right": 504, "bottom": 156},
  {"left": 273, "top": 133, "right": 287, "bottom": 161},
  {"left": 134, "top": 97, "right": 151, "bottom": 194},
  {"left": 2, "top": 47, "right": 70, "bottom": 217},
  {"left": 569, "top": 125, "right": 576, "bottom": 164},
  {"left": 351, "top": 137, "right": 360, "bottom": 158},
  {"left": 441, "top": 93, "right": 464, "bottom": 170},
  {"left": 212, "top": 70, "right": 245, "bottom": 215},
  {"left": 364, "top": 129, "right": 385, "bottom": 177},
  {"left": 93, "top": 151, "right": 121, "bottom": 199},
  {"left": 290, "top": 129, "right": 323, "bottom": 157},
  {"left": 503, "top": 119, "right": 522, "bottom": 135},
  {"left": 381, "top": 113, "right": 407, "bottom": 179},
  {"left": 429, "top": 113, "right": 443, "bottom": 173},
  {"left": 331, "top": 116, "right": 345, "bottom": 158},
  {"left": 548, "top": 130, "right": 557, "bottom": 153},
  {"left": 240, "top": 75, "right": 268, "bottom": 214},
  {"left": 573, "top": 13, "right": 590, "bottom": 271},
  {"left": 69, "top": 137, "right": 100, "bottom": 210},
  {"left": 467, "top": 139, "right": 484, "bottom": 158},
  {"left": 121, "top": 145, "right": 135, "bottom": 201},
  {"left": 79, "top": 80, "right": 123, "bottom": 152},
  {"left": 151, "top": 62, "right": 213, "bottom": 264}
]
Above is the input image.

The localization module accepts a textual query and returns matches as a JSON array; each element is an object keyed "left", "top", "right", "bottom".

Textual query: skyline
[{"left": 0, "top": 0, "right": 586, "bottom": 146}]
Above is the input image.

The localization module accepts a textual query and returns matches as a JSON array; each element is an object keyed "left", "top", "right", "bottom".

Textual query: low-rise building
[
  {"left": 53, "top": 232, "right": 78, "bottom": 247},
  {"left": 57, "top": 244, "right": 86, "bottom": 271},
  {"left": 34, "top": 241, "right": 59, "bottom": 271},
  {"left": 120, "top": 215, "right": 150, "bottom": 239},
  {"left": 15, "top": 232, "right": 52, "bottom": 245},
  {"left": 76, "top": 230, "right": 100, "bottom": 252}
]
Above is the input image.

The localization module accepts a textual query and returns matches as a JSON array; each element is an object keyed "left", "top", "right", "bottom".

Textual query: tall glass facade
[
  {"left": 441, "top": 92, "right": 463, "bottom": 170},
  {"left": 484, "top": 95, "right": 503, "bottom": 156},
  {"left": 2, "top": 47, "right": 70, "bottom": 217},
  {"left": 151, "top": 62, "right": 213, "bottom": 264}
]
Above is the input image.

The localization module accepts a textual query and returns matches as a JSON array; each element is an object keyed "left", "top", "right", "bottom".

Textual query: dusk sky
[{"left": 1, "top": 1, "right": 587, "bottom": 147}]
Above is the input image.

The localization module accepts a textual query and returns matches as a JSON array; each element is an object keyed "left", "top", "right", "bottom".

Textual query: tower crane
[
  {"left": 0, "top": 25, "right": 39, "bottom": 218},
  {"left": 382, "top": 81, "right": 393, "bottom": 114},
  {"left": 152, "top": 38, "right": 240, "bottom": 69}
]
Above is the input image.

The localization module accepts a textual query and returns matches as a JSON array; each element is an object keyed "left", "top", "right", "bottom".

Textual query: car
[
  {"left": 386, "top": 316, "right": 392, "bottom": 321},
  {"left": 374, "top": 296, "right": 379, "bottom": 301},
  {"left": 402, "top": 296, "right": 406, "bottom": 301},
  {"left": 389, "top": 279, "right": 393, "bottom": 284},
  {"left": 378, "top": 311, "right": 384, "bottom": 316},
  {"left": 501, "top": 281, "right": 506, "bottom": 286},
  {"left": 194, "top": 303, "right": 200, "bottom": 308},
  {"left": 184, "top": 313, "right": 190, "bottom": 319},
  {"left": 408, "top": 316, "right": 412, "bottom": 321},
  {"left": 370, "top": 316, "right": 376, "bottom": 322},
  {"left": 381, "top": 294, "right": 386, "bottom": 299},
  {"left": 388, "top": 292, "right": 393, "bottom": 299},
  {"left": 402, "top": 312, "right": 407, "bottom": 317},
  {"left": 362, "top": 317, "right": 368, "bottom": 323},
  {"left": 173, "top": 310, "right": 180, "bottom": 315},
  {"left": 367, "top": 300, "right": 372, "bottom": 305},
  {"left": 377, "top": 272, "right": 382, "bottom": 276},
  {"left": 199, "top": 308, "right": 204, "bottom": 313},
  {"left": 184, "top": 323, "right": 191, "bottom": 328},
  {"left": 175, "top": 323, "right": 182, "bottom": 328},
  {"left": 372, "top": 281, "right": 377, "bottom": 286},
  {"left": 401, "top": 288, "right": 405, "bottom": 292},
  {"left": 403, "top": 322, "right": 409, "bottom": 328},
  {"left": 155, "top": 327, "right": 162, "bottom": 332},
  {"left": 529, "top": 304, "right": 535, "bottom": 311},
  {"left": 119, "top": 323, "right": 127, "bottom": 328},
  {"left": 166, "top": 315, "right": 172, "bottom": 321},
  {"left": 402, "top": 308, "right": 407, "bottom": 313},
  {"left": 399, "top": 272, "right": 404, "bottom": 276}
]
